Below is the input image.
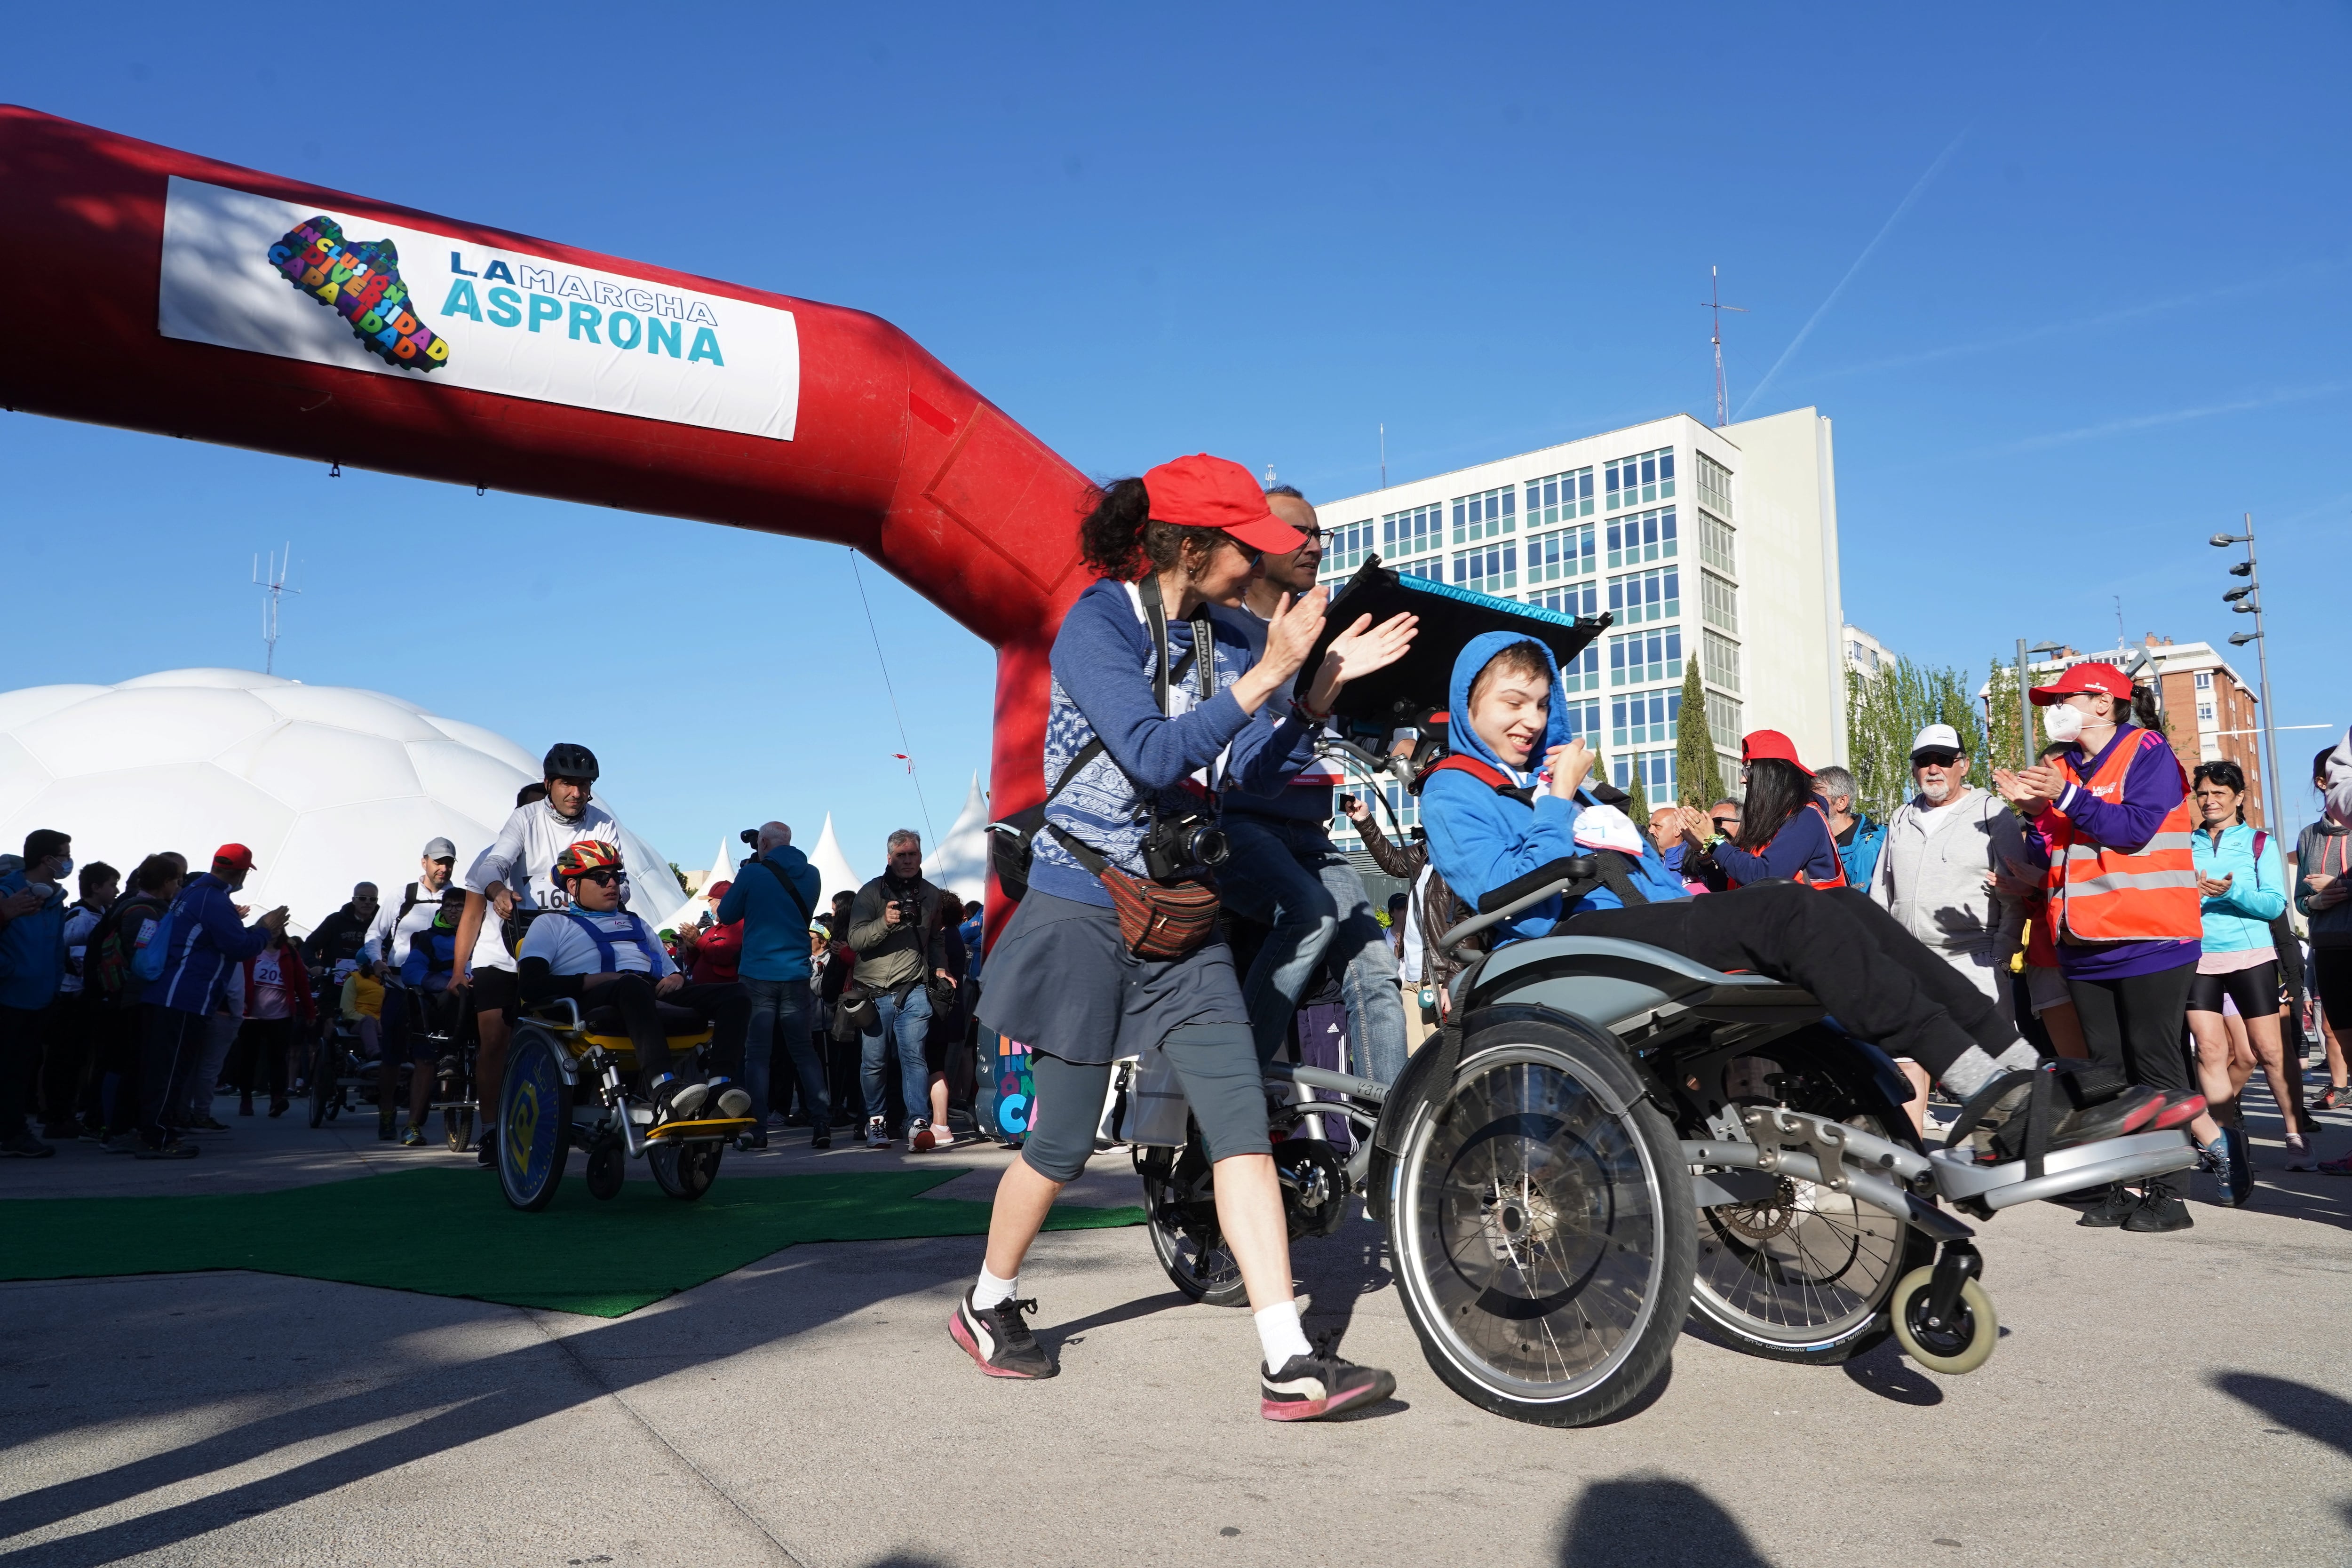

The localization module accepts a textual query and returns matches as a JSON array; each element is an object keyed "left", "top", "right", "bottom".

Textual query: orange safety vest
[{"left": 2042, "top": 728, "right": 2201, "bottom": 943}]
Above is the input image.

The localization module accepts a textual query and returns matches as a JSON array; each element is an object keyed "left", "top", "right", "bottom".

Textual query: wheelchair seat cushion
[{"left": 582, "top": 1000, "right": 712, "bottom": 1039}]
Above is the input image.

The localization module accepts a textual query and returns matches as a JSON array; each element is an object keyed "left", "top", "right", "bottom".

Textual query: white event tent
[
  {"left": 0, "top": 669, "right": 689, "bottom": 938},
  {"left": 924, "top": 772, "right": 989, "bottom": 904}
]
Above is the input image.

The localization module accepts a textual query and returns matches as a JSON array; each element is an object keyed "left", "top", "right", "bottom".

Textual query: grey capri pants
[{"left": 977, "top": 887, "right": 1272, "bottom": 1184}]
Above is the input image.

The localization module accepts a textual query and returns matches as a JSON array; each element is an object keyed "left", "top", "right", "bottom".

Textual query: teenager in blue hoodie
[{"left": 1420, "top": 634, "right": 2160, "bottom": 1141}]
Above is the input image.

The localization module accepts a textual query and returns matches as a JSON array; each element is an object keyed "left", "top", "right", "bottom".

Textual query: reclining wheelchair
[
  {"left": 306, "top": 977, "right": 478, "bottom": 1151},
  {"left": 1116, "top": 560, "right": 2197, "bottom": 1427},
  {"left": 498, "top": 995, "right": 756, "bottom": 1211}
]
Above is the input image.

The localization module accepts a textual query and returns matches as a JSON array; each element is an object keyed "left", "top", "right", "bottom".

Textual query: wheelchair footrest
[
  {"left": 644, "top": 1116, "right": 755, "bottom": 1144},
  {"left": 1926, "top": 1127, "right": 2195, "bottom": 1209}
]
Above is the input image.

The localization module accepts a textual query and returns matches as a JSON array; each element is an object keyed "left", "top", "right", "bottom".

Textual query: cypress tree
[{"left": 1677, "top": 659, "right": 1724, "bottom": 806}]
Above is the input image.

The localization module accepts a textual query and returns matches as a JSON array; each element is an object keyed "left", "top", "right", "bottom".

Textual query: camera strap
[{"left": 1136, "top": 573, "right": 1213, "bottom": 716}]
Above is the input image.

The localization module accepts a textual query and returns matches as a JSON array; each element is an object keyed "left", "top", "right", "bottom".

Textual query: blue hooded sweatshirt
[
  {"left": 0, "top": 870, "right": 69, "bottom": 1011},
  {"left": 1421, "top": 631, "right": 1689, "bottom": 944},
  {"left": 715, "top": 843, "right": 820, "bottom": 983}
]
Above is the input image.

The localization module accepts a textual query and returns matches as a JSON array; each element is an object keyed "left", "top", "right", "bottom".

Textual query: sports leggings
[{"left": 2067, "top": 963, "right": 2197, "bottom": 1200}]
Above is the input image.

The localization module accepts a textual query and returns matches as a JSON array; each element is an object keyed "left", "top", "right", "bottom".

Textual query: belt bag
[
  {"left": 830, "top": 983, "right": 878, "bottom": 1040},
  {"left": 1049, "top": 825, "right": 1219, "bottom": 960}
]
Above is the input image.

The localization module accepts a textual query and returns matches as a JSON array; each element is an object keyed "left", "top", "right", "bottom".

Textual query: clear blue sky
[{"left": 8, "top": 3, "right": 2346, "bottom": 869}]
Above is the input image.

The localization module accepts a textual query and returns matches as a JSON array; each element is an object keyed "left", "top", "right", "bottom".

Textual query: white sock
[
  {"left": 1254, "top": 1299, "right": 1313, "bottom": 1368},
  {"left": 972, "top": 1265, "right": 1018, "bottom": 1310}
]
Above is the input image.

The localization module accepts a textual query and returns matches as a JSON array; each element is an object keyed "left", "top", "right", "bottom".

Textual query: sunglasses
[
  {"left": 576, "top": 868, "right": 626, "bottom": 886},
  {"left": 1913, "top": 750, "right": 1962, "bottom": 768},
  {"left": 1710, "top": 816, "right": 1739, "bottom": 833},
  {"left": 1219, "top": 533, "right": 1265, "bottom": 568}
]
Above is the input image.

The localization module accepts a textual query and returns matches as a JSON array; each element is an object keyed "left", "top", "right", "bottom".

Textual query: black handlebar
[{"left": 1475, "top": 857, "right": 1597, "bottom": 915}]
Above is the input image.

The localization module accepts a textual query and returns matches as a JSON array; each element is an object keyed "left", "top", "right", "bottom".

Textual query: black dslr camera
[
  {"left": 1143, "top": 809, "right": 1229, "bottom": 881},
  {"left": 739, "top": 828, "right": 759, "bottom": 848}
]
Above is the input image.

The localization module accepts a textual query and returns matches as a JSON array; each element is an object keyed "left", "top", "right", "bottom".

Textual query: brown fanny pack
[{"left": 1049, "top": 825, "right": 1220, "bottom": 960}]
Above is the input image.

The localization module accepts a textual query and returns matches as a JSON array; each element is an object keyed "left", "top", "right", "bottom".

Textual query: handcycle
[
  {"left": 1118, "top": 857, "right": 2197, "bottom": 1426},
  {"left": 305, "top": 982, "right": 479, "bottom": 1151},
  {"left": 497, "top": 994, "right": 756, "bottom": 1211}
]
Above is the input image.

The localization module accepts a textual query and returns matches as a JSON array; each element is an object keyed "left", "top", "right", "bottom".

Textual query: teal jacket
[{"left": 2191, "top": 821, "right": 2286, "bottom": 953}]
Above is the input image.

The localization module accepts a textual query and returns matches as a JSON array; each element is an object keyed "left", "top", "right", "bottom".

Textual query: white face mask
[{"left": 2042, "top": 703, "right": 2086, "bottom": 745}]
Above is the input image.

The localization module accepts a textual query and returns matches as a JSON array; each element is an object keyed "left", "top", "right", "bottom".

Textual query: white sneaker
[
  {"left": 865, "top": 1118, "right": 892, "bottom": 1150},
  {"left": 910, "top": 1119, "right": 938, "bottom": 1152},
  {"left": 2286, "top": 1135, "right": 2317, "bottom": 1173}
]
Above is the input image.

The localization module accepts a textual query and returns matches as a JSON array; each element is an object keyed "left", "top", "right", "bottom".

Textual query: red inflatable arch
[{"left": 0, "top": 106, "right": 1093, "bottom": 933}]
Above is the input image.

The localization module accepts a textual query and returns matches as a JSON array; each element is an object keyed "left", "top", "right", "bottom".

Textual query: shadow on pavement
[
  {"left": 1841, "top": 1339, "right": 1944, "bottom": 1406},
  {"left": 1293, "top": 1213, "right": 1392, "bottom": 1351},
  {"left": 1556, "top": 1473, "right": 1774, "bottom": 1567},
  {"left": 2210, "top": 1369, "right": 2352, "bottom": 1459}
]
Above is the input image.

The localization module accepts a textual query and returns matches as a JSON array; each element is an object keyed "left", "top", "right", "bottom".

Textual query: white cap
[{"left": 1911, "top": 723, "right": 1963, "bottom": 758}]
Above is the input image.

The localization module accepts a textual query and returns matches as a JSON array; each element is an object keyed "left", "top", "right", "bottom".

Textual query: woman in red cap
[
  {"left": 1994, "top": 661, "right": 2204, "bottom": 1233},
  {"left": 954, "top": 454, "right": 1416, "bottom": 1420},
  {"left": 1696, "top": 730, "right": 1846, "bottom": 889}
]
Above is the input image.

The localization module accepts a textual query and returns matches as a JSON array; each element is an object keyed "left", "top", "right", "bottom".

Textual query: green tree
[
  {"left": 1627, "top": 765, "right": 1649, "bottom": 821},
  {"left": 1846, "top": 654, "right": 1998, "bottom": 822},
  {"left": 1677, "top": 660, "right": 1724, "bottom": 807}
]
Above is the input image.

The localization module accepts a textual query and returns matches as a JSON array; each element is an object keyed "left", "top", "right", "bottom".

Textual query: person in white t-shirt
[{"left": 516, "top": 839, "right": 751, "bottom": 1122}]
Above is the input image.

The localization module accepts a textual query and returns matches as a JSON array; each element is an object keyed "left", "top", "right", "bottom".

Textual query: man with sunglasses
[{"left": 516, "top": 840, "right": 752, "bottom": 1121}]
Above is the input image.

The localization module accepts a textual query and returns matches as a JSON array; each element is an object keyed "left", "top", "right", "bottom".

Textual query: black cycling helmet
[{"left": 542, "top": 742, "right": 600, "bottom": 783}]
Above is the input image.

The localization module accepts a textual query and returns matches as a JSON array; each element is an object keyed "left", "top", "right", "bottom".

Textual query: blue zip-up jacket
[
  {"left": 0, "top": 871, "right": 69, "bottom": 1011},
  {"left": 400, "top": 926, "right": 462, "bottom": 991},
  {"left": 1030, "top": 577, "right": 1316, "bottom": 907},
  {"left": 2191, "top": 821, "right": 2287, "bottom": 954},
  {"left": 715, "top": 844, "right": 820, "bottom": 982},
  {"left": 1836, "top": 814, "right": 1887, "bottom": 890},
  {"left": 142, "top": 871, "right": 272, "bottom": 1014},
  {"left": 1421, "top": 631, "right": 1687, "bottom": 944}
]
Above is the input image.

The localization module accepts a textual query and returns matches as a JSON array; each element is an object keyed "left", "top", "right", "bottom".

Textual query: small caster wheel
[
  {"left": 586, "top": 1142, "right": 626, "bottom": 1202},
  {"left": 1891, "top": 1264, "right": 1998, "bottom": 1375}
]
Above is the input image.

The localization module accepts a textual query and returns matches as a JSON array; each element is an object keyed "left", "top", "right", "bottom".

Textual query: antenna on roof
[
  {"left": 252, "top": 544, "right": 300, "bottom": 676},
  {"left": 1379, "top": 422, "right": 1387, "bottom": 489},
  {"left": 1702, "top": 266, "right": 1747, "bottom": 428}
]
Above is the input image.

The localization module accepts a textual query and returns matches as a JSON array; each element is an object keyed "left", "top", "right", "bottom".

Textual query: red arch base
[{"left": 0, "top": 106, "right": 1093, "bottom": 936}]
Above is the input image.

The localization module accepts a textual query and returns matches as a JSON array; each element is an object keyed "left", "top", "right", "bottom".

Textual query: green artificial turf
[{"left": 0, "top": 1169, "right": 1143, "bottom": 1317}]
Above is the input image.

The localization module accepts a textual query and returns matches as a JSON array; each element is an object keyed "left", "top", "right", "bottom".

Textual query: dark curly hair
[
  {"left": 1076, "top": 476, "right": 1225, "bottom": 581},
  {"left": 2193, "top": 758, "right": 2248, "bottom": 822}
]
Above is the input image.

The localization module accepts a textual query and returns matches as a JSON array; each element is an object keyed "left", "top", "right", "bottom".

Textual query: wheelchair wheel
[
  {"left": 442, "top": 1104, "right": 475, "bottom": 1153},
  {"left": 499, "top": 1025, "right": 573, "bottom": 1212},
  {"left": 1890, "top": 1265, "right": 1998, "bottom": 1375},
  {"left": 1138, "top": 1140, "right": 1247, "bottom": 1308},
  {"left": 586, "top": 1140, "right": 626, "bottom": 1201},
  {"left": 1388, "top": 1017, "right": 1694, "bottom": 1428},
  {"left": 648, "top": 1138, "right": 722, "bottom": 1201},
  {"left": 308, "top": 1067, "right": 328, "bottom": 1129},
  {"left": 1686, "top": 1037, "right": 1933, "bottom": 1366}
]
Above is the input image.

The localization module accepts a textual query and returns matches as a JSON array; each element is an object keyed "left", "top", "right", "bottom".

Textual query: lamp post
[
  {"left": 2212, "top": 513, "right": 2284, "bottom": 834},
  {"left": 2014, "top": 638, "right": 2065, "bottom": 766}
]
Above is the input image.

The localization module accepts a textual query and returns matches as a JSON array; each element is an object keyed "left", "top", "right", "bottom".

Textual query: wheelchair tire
[
  {"left": 586, "top": 1140, "right": 626, "bottom": 1201},
  {"left": 442, "top": 1105, "right": 475, "bottom": 1154},
  {"left": 499, "top": 1025, "right": 573, "bottom": 1212},
  {"left": 648, "top": 1138, "right": 722, "bottom": 1201},
  {"left": 1685, "top": 1035, "right": 1934, "bottom": 1366},
  {"left": 308, "top": 1069, "right": 327, "bottom": 1129},
  {"left": 1138, "top": 1139, "right": 1247, "bottom": 1308},
  {"left": 1890, "top": 1266, "right": 1998, "bottom": 1375},
  {"left": 1388, "top": 1017, "right": 1694, "bottom": 1428}
]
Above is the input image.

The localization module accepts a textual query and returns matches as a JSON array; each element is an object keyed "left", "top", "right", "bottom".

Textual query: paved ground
[{"left": 3, "top": 1088, "right": 2349, "bottom": 1568}]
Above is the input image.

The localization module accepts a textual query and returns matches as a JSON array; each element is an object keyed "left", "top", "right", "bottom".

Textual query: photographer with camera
[
  {"left": 716, "top": 822, "right": 826, "bottom": 1150},
  {"left": 953, "top": 454, "right": 1413, "bottom": 1421},
  {"left": 847, "top": 830, "right": 961, "bottom": 1150}
]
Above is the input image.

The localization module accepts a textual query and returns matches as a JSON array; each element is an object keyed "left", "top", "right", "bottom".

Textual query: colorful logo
[{"left": 267, "top": 216, "right": 451, "bottom": 373}]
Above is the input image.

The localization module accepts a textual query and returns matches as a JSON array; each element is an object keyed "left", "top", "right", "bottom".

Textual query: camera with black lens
[
  {"left": 739, "top": 828, "right": 759, "bottom": 848},
  {"left": 1142, "top": 810, "right": 1229, "bottom": 881}
]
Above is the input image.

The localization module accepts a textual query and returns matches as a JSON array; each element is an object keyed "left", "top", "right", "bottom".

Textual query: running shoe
[
  {"left": 1260, "top": 1348, "right": 1398, "bottom": 1421},
  {"left": 238, "top": 1095, "right": 254, "bottom": 1117},
  {"left": 737, "top": 1128, "right": 770, "bottom": 1152},
  {"left": 269, "top": 1098, "right": 289, "bottom": 1118},
  {"left": 102, "top": 1132, "right": 142, "bottom": 1155},
  {"left": 1983, "top": 1084, "right": 2165, "bottom": 1165},
  {"left": 948, "top": 1290, "right": 1057, "bottom": 1379},
  {"left": 399, "top": 1124, "right": 426, "bottom": 1147},
  {"left": 135, "top": 1139, "right": 199, "bottom": 1161},
  {"left": 909, "top": 1118, "right": 938, "bottom": 1152},
  {"left": 2320, "top": 1154, "right": 2352, "bottom": 1177},
  {"left": 648, "top": 1074, "right": 709, "bottom": 1122},
  {"left": 2148, "top": 1090, "right": 2208, "bottom": 1130},
  {"left": 377, "top": 1114, "right": 396, "bottom": 1142},
  {"left": 2195, "top": 1140, "right": 2224, "bottom": 1176},
  {"left": 707, "top": 1078, "right": 752, "bottom": 1120},
  {"left": 2123, "top": 1190, "right": 2193, "bottom": 1232},
  {"left": 2223, "top": 1128, "right": 2256, "bottom": 1207},
  {"left": 476, "top": 1138, "right": 497, "bottom": 1169},
  {"left": 865, "top": 1118, "right": 891, "bottom": 1150},
  {"left": 2284, "top": 1135, "right": 2316, "bottom": 1173},
  {"left": 0, "top": 1132, "right": 57, "bottom": 1159},
  {"left": 810, "top": 1130, "right": 832, "bottom": 1151},
  {"left": 2316, "top": 1084, "right": 2349, "bottom": 1112},
  {"left": 2076, "top": 1184, "right": 2139, "bottom": 1227}
]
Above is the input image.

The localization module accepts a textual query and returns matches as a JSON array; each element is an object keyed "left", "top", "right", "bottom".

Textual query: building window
[
  {"left": 1703, "top": 629, "right": 1741, "bottom": 693},
  {"left": 1379, "top": 502, "right": 1444, "bottom": 565},
  {"left": 1452, "top": 541, "right": 1518, "bottom": 593},
  {"left": 1698, "top": 509, "right": 1735, "bottom": 577},
  {"left": 1707, "top": 695, "right": 1744, "bottom": 751},
  {"left": 1611, "top": 690, "right": 1682, "bottom": 748},
  {"left": 1524, "top": 522, "right": 1597, "bottom": 584},
  {"left": 1607, "top": 565, "right": 1680, "bottom": 624},
  {"left": 1605, "top": 448, "right": 1675, "bottom": 511},
  {"left": 1608, "top": 627, "right": 1683, "bottom": 687},
  {"left": 2194, "top": 671, "right": 2212, "bottom": 690},
  {"left": 1610, "top": 750, "right": 1677, "bottom": 800},
  {"left": 1525, "top": 468, "right": 1595, "bottom": 524},
  {"left": 1700, "top": 570, "right": 1739, "bottom": 635},
  {"left": 1452, "top": 486, "right": 1516, "bottom": 544},
  {"left": 1560, "top": 697, "right": 1601, "bottom": 744},
  {"left": 1695, "top": 451, "right": 1732, "bottom": 519},
  {"left": 2199, "top": 703, "right": 2215, "bottom": 723},
  {"left": 1526, "top": 581, "right": 1600, "bottom": 619},
  {"left": 1322, "top": 519, "right": 1375, "bottom": 575},
  {"left": 1605, "top": 507, "right": 1677, "bottom": 568},
  {"left": 1558, "top": 644, "right": 1603, "bottom": 694}
]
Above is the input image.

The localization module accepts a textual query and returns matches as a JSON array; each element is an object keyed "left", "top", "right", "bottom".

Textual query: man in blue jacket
[
  {"left": 0, "top": 830, "right": 76, "bottom": 1158},
  {"left": 717, "top": 821, "right": 826, "bottom": 1149},
  {"left": 138, "top": 844, "right": 288, "bottom": 1159}
]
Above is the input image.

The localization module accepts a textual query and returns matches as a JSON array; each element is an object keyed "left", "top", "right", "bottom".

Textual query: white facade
[
  {"left": 1311, "top": 408, "right": 1844, "bottom": 828},
  {"left": 1844, "top": 623, "right": 1894, "bottom": 676}
]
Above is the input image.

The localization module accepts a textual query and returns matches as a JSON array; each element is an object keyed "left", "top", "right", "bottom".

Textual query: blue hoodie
[
  {"left": 142, "top": 871, "right": 272, "bottom": 1015},
  {"left": 715, "top": 844, "right": 820, "bottom": 983},
  {"left": 1421, "top": 631, "right": 1689, "bottom": 944},
  {"left": 0, "top": 870, "right": 69, "bottom": 1011}
]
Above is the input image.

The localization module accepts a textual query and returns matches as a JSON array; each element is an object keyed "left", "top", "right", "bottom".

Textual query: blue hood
[{"left": 1447, "top": 631, "right": 1571, "bottom": 786}]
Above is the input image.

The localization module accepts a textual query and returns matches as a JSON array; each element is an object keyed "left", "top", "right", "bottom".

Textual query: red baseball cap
[
  {"left": 1740, "top": 730, "right": 1812, "bottom": 777},
  {"left": 1141, "top": 454, "right": 1305, "bottom": 556},
  {"left": 2030, "top": 661, "right": 2131, "bottom": 706},
  {"left": 213, "top": 843, "right": 257, "bottom": 874}
]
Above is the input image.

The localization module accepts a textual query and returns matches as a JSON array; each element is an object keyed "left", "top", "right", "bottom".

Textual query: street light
[
  {"left": 2011, "top": 638, "right": 2066, "bottom": 766},
  {"left": 2211, "top": 514, "right": 2284, "bottom": 834}
]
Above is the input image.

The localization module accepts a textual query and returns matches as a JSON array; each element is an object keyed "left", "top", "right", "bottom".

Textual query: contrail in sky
[
  {"left": 1737, "top": 127, "right": 1972, "bottom": 419},
  {"left": 1991, "top": 380, "right": 2352, "bottom": 454}
]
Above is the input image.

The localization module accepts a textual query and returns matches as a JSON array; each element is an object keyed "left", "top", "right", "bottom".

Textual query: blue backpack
[{"left": 130, "top": 904, "right": 180, "bottom": 984}]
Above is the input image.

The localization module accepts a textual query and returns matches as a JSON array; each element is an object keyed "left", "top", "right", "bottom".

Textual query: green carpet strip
[{"left": 0, "top": 1169, "right": 1143, "bottom": 1318}]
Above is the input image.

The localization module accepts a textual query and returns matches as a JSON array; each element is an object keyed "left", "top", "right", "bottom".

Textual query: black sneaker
[
  {"left": 2075, "top": 1184, "right": 2139, "bottom": 1228},
  {"left": 0, "top": 1132, "right": 57, "bottom": 1159},
  {"left": 647, "top": 1074, "right": 709, "bottom": 1122},
  {"left": 2221, "top": 1127, "right": 2256, "bottom": 1207},
  {"left": 948, "top": 1290, "right": 1057, "bottom": 1379},
  {"left": 476, "top": 1138, "right": 498, "bottom": 1169},
  {"left": 707, "top": 1079, "right": 752, "bottom": 1120},
  {"left": 810, "top": 1130, "right": 831, "bottom": 1151},
  {"left": 136, "top": 1139, "right": 199, "bottom": 1161},
  {"left": 1260, "top": 1346, "right": 1397, "bottom": 1422},
  {"left": 2124, "top": 1189, "right": 2194, "bottom": 1232}
]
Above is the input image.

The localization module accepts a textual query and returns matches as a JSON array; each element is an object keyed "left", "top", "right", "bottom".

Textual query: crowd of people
[{"left": 2, "top": 452, "right": 2347, "bottom": 1428}]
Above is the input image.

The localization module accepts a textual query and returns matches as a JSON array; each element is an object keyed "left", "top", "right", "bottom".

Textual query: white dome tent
[
  {"left": 806, "top": 813, "right": 863, "bottom": 911},
  {"left": 0, "top": 669, "right": 689, "bottom": 937},
  {"left": 923, "top": 772, "right": 989, "bottom": 904}
]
